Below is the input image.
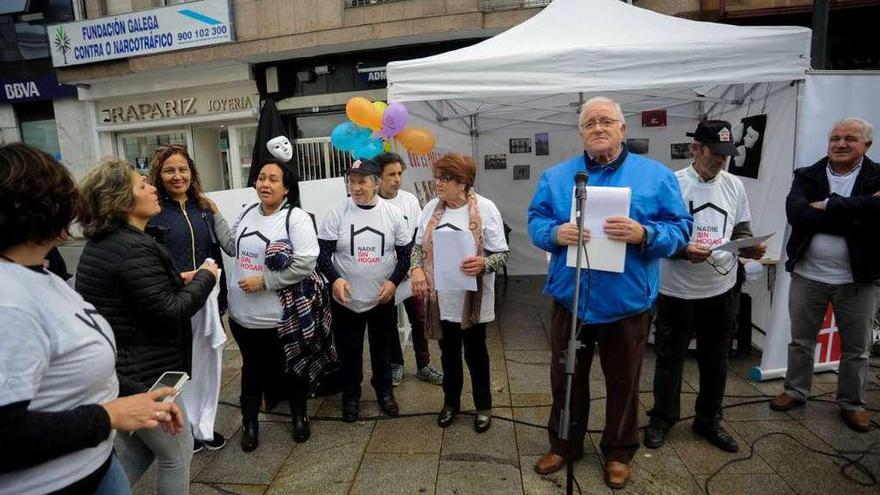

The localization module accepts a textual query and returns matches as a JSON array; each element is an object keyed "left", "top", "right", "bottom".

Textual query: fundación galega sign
[{"left": 47, "top": 0, "right": 234, "bottom": 68}]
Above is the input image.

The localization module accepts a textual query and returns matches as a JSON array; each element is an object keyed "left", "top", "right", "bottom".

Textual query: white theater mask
[{"left": 267, "top": 135, "right": 293, "bottom": 162}]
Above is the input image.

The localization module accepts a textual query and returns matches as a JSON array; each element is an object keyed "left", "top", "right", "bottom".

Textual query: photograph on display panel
[{"left": 730, "top": 114, "right": 767, "bottom": 179}]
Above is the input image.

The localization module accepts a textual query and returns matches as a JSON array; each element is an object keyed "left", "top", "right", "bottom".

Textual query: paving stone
[
  {"left": 624, "top": 445, "right": 702, "bottom": 495},
  {"left": 693, "top": 473, "right": 795, "bottom": 495},
  {"left": 367, "top": 414, "right": 442, "bottom": 453},
  {"left": 442, "top": 407, "right": 518, "bottom": 462},
  {"left": 520, "top": 453, "right": 611, "bottom": 495},
  {"left": 668, "top": 421, "right": 774, "bottom": 475},
  {"left": 195, "top": 422, "right": 293, "bottom": 485},
  {"left": 350, "top": 453, "right": 438, "bottom": 495},
  {"left": 436, "top": 456, "right": 523, "bottom": 495},
  {"left": 502, "top": 325, "right": 551, "bottom": 351},
  {"left": 190, "top": 482, "right": 267, "bottom": 494},
  {"left": 506, "top": 357, "right": 551, "bottom": 395},
  {"left": 265, "top": 421, "right": 373, "bottom": 494},
  {"left": 513, "top": 406, "right": 553, "bottom": 455},
  {"left": 510, "top": 392, "right": 554, "bottom": 407}
]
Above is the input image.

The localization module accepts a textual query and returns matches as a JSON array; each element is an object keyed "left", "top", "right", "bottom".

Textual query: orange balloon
[
  {"left": 396, "top": 127, "right": 435, "bottom": 155},
  {"left": 346, "top": 97, "right": 381, "bottom": 130}
]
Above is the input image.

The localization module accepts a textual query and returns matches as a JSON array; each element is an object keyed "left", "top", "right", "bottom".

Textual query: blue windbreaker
[{"left": 527, "top": 149, "right": 692, "bottom": 324}]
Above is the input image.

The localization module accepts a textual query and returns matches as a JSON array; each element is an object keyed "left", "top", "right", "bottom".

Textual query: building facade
[{"left": 52, "top": 0, "right": 548, "bottom": 187}]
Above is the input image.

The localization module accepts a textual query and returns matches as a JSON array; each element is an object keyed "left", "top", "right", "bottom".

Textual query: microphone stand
[{"left": 560, "top": 179, "right": 588, "bottom": 495}]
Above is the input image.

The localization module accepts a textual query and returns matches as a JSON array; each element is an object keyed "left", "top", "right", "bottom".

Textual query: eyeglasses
[
  {"left": 579, "top": 118, "right": 620, "bottom": 130},
  {"left": 706, "top": 253, "right": 737, "bottom": 277},
  {"left": 434, "top": 175, "right": 454, "bottom": 183}
]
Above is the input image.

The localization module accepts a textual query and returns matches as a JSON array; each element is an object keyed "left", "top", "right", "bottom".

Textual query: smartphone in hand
[{"left": 148, "top": 371, "right": 189, "bottom": 403}]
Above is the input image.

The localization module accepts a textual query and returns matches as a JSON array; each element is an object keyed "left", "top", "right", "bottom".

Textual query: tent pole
[
  {"left": 811, "top": 0, "right": 829, "bottom": 69},
  {"left": 470, "top": 115, "right": 479, "bottom": 190}
]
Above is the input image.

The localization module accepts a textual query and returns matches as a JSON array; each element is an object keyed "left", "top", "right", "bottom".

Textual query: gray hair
[
  {"left": 830, "top": 117, "right": 874, "bottom": 145},
  {"left": 579, "top": 96, "right": 625, "bottom": 124}
]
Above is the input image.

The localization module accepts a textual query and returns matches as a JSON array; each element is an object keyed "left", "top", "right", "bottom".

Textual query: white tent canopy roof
[{"left": 387, "top": 0, "right": 811, "bottom": 102}]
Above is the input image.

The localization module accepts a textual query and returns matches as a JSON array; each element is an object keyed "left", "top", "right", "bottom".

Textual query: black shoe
[
  {"left": 474, "top": 410, "right": 492, "bottom": 433},
  {"left": 292, "top": 414, "right": 311, "bottom": 443},
  {"left": 193, "top": 439, "right": 204, "bottom": 454},
  {"left": 377, "top": 395, "right": 400, "bottom": 417},
  {"left": 240, "top": 420, "right": 259, "bottom": 452},
  {"left": 692, "top": 422, "right": 739, "bottom": 453},
  {"left": 342, "top": 401, "right": 359, "bottom": 423},
  {"left": 202, "top": 432, "right": 227, "bottom": 451},
  {"left": 644, "top": 424, "right": 668, "bottom": 449},
  {"left": 437, "top": 406, "right": 458, "bottom": 428}
]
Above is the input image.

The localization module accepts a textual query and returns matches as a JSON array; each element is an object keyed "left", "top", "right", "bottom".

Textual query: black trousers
[
  {"left": 390, "top": 296, "right": 432, "bottom": 370},
  {"left": 229, "top": 318, "right": 307, "bottom": 414},
  {"left": 439, "top": 320, "right": 491, "bottom": 410},
  {"left": 332, "top": 300, "right": 395, "bottom": 402},
  {"left": 648, "top": 288, "right": 738, "bottom": 428}
]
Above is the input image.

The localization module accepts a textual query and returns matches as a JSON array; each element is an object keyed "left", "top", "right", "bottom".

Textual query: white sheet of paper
[
  {"left": 433, "top": 230, "right": 478, "bottom": 291},
  {"left": 711, "top": 233, "right": 774, "bottom": 253},
  {"left": 566, "top": 186, "right": 631, "bottom": 273}
]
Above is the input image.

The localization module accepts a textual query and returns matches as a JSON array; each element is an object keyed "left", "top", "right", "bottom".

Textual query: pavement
[{"left": 133, "top": 276, "right": 880, "bottom": 495}]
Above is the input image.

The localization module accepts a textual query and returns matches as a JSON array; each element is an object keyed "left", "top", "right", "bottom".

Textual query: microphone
[
  {"left": 575, "top": 171, "right": 589, "bottom": 188},
  {"left": 574, "top": 171, "right": 589, "bottom": 216}
]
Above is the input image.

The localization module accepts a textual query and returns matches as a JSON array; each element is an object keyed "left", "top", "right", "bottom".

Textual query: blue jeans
[{"left": 95, "top": 454, "right": 131, "bottom": 495}]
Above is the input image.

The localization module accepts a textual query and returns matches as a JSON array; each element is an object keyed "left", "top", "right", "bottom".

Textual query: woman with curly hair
[
  {"left": 0, "top": 143, "right": 186, "bottom": 495},
  {"left": 76, "top": 157, "right": 219, "bottom": 495},
  {"left": 146, "top": 145, "right": 227, "bottom": 453}
]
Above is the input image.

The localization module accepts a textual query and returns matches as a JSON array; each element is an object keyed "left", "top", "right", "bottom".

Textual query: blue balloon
[
  {"left": 330, "top": 122, "right": 371, "bottom": 151},
  {"left": 352, "top": 138, "right": 383, "bottom": 160}
]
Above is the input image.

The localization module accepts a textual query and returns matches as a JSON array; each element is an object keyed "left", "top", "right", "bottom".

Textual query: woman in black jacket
[
  {"left": 146, "top": 144, "right": 227, "bottom": 452},
  {"left": 76, "top": 157, "right": 219, "bottom": 495}
]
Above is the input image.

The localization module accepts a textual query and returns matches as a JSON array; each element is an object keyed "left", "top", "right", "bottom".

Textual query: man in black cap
[{"left": 645, "top": 120, "right": 766, "bottom": 452}]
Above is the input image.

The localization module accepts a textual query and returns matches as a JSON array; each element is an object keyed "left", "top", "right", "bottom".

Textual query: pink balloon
[{"left": 380, "top": 103, "right": 409, "bottom": 138}]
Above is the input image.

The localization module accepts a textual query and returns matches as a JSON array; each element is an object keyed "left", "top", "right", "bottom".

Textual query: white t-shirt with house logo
[
  {"left": 416, "top": 194, "right": 509, "bottom": 323},
  {"left": 385, "top": 189, "right": 422, "bottom": 302},
  {"left": 319, "top": 197, "right": 410, "bottom": 313},
  {"left": 660, "top": 167, "right": 750, "bottom": 299}
]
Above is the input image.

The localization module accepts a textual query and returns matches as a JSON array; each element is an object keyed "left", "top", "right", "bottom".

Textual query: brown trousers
[{"left": 547, "top": 300, "right": 650, "bottom": 464}]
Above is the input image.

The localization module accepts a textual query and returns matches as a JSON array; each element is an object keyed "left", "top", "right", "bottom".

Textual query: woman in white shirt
[
  {"left": 317, "top": 158, "right": 412, "bottom": 423},
  {"left": 212, "top": 161, "right": 319, "bottom": 450},
  {"left": 411, "top": 153, "right": 509, "bottom": 433},
  {"left": 0, "top": 143, "right": 185, "bottom": 495}
]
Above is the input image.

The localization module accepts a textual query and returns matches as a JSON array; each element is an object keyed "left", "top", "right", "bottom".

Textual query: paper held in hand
[
  {"left": 711, "top": 233, "right": 774, "bottom": 253},
  {"left": 566, "top": 186, "right": 631, "bottom": 273},
  {"left": 433, "top": 230, "right": 478, "bottom": 291}
]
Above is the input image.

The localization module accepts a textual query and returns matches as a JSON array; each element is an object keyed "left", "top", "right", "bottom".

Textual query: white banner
[
  {"left": 753, "top": 72, "right": 880, "bottom": 381},
  {"left": 47, "top": 0, "right": 234, "bottom": 68}
]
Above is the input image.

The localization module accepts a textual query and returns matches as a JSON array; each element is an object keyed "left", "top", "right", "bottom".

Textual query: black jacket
[
  {"left": 76, "top": 224, "right": 215, "bottom": 396},
  {"left": 785, "top": 155, "right": 880, "bottom": 282}
]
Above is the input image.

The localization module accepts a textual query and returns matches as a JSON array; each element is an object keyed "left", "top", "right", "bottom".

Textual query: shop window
[
  {"left": 104, "top": 0, "right": 192, "bottom": 16},
  {"left": 118, "top": 130, "right": 188, "bottom": 174},
  {"left": 14, "top": 100, "right": 60, "bottom": 159}
]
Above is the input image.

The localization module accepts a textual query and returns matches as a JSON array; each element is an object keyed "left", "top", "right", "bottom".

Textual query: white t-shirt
[
  {"left": 416, "top": 194, "right": 509, "bottom": 323},
  {"left": 384, "top": 189, "right": 422, "bottom": 303},
  {"left": 227, "top": 205, "right": 320, "bottom": 328},
  {"left": 660, "top": 168, "right": 750, "bottom": 299},
  {"left": 794, "top": 165, "right": 860, "bottom": 284},
  {"left": 183, "top": 282, "right": 225, "bottom": 441},
  {"left": 0, "top": 262, "right": 118, "bottom": 495},
  {"left": 319, "top": 197, "right": 410, "bottom": 313}
]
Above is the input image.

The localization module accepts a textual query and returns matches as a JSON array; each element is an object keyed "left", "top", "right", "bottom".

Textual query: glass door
[{"left": 116, "top": 128, "right": 191, "bottom": 174}]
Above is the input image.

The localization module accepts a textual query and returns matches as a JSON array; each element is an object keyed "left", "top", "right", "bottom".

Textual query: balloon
[
  {"left": 396, "top": 127, "right": 435, "bottom": 155},
  {"left": 376, "top": 102, "right": 409, "bottom": 139},
  {"left": 372, "top": 101, "right": 388, "bottom": 117},
  {"left": 330, "top": 122, "right": 371, "bottom": 151},
  {"left": 352, "top": 138, "right": 384, "bottom": 160},
  {"left": 346, "top": 97, "right": 382, "bottom": 130}
]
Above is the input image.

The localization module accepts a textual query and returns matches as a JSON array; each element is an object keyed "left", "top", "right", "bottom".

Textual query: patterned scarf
[
  {"left": 265, "top": 239, "right": 339, "bottom": 394},
  {"left": 421, "top": 189, "right": 483, "bottom": 340}
]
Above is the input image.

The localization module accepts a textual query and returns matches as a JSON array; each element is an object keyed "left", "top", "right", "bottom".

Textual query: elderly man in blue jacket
[{"left": 528, "top": 96, "right": 691, "bottom": 489}]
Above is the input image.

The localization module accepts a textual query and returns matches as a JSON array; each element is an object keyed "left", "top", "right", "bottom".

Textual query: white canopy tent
[{"left": 386, "top": 0, "right": 811, "bottom": 278}]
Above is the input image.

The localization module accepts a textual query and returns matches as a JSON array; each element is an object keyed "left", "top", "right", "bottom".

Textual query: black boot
[
  {"left": 240, "top": 396, "right": 260, "bottom": 452},
  {"left": 291, "top": 396, "right": 311, "bottom": 443}
]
